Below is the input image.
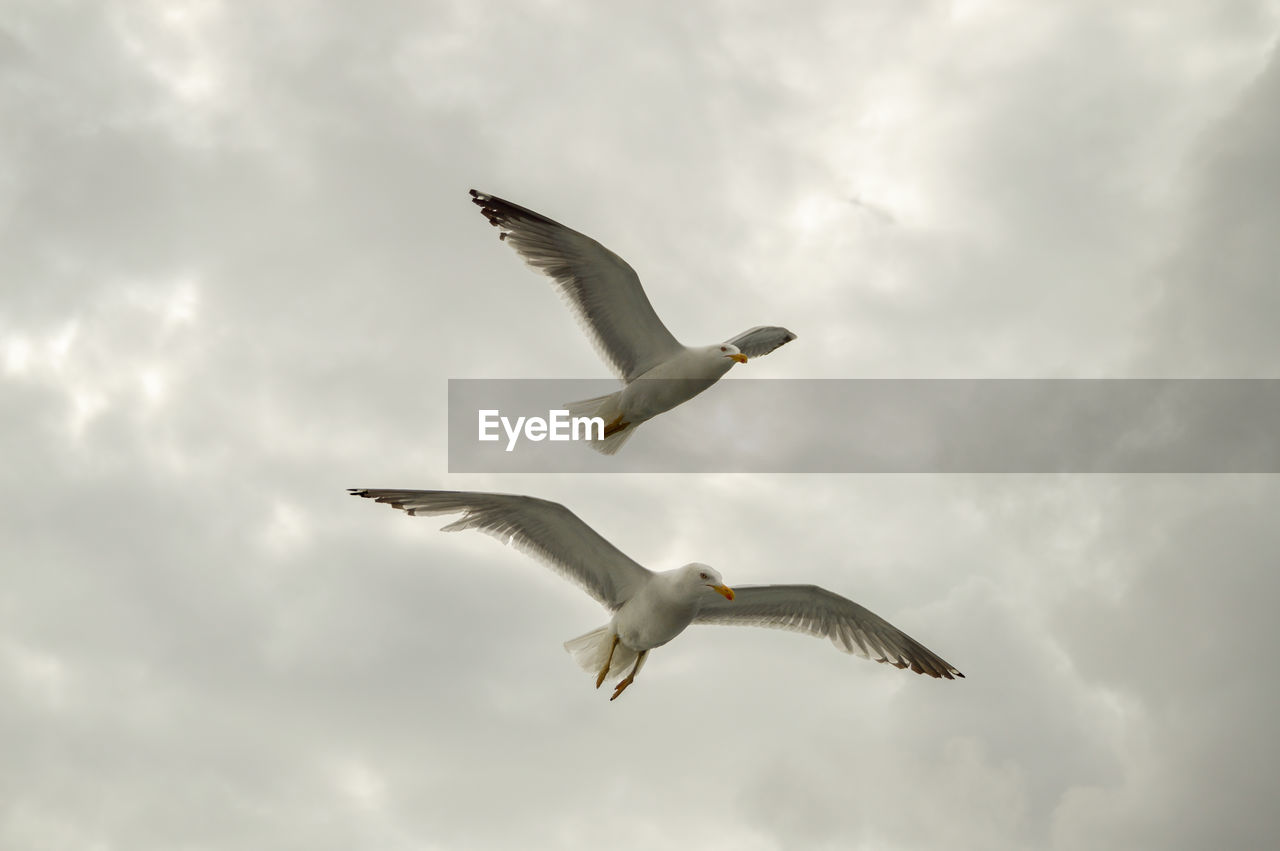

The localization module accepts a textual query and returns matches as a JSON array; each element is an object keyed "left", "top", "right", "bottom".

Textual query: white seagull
[
  {"left": 349, "top": 488, "right": 963, "bottom": 700},
  {"left": 470, "top": 190, "right": 797, "bottom": 454}
]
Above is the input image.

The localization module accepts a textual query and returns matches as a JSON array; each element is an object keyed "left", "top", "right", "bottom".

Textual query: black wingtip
[{"left": 470, "top": 191, "right": 505, "bottom": 228}]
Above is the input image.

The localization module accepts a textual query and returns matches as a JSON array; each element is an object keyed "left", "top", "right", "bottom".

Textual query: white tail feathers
[
  {"left": 564, "top": 391, "right": 618, "bottom": 421},
  {"left": 563, "top": 391, "right": 640, "bottom": 455},
  {"left": 563, "top": 626, "right": 641, "bottom": 684},
  {"left": 594, "top": 425, "right": 638, "bottom": 455}
]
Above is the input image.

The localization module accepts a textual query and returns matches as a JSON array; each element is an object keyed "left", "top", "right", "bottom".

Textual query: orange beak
[
  {"left": 711, "top": 583, "right": 735, "bottom": 601},
  {"left": 728, "top": 353, "right": 748, "bottom": 364}
]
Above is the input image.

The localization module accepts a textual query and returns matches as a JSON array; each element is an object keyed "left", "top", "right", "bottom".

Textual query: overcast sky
[{"left": 3, "top": 1, "right": 1279, "bottom": 849}]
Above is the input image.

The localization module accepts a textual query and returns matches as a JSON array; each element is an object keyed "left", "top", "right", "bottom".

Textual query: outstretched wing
[
  {"left": 694, "top": 584, "right": 962, "bottom": 679},
  {"left": 724, "top": 326, "right": 797, "bottom": 359},
  {"left": 470, "top": 190, "right": 685, "bottom": 381},
  {"left": 349, "top": 489, "right": 653, "bottom": 610}
]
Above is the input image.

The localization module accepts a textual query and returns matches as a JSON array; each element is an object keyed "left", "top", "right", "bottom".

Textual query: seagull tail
[
  {"left": 563, "top": 391, "right": 639, "bottom": 455},
  {"left": 594, "top": 425, "right": 638, "bottom": 455},
  {"left": 563, "top": 626, "right": 638, "bottom": 684}
]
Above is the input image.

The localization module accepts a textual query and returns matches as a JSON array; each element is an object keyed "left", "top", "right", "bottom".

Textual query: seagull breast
[
  {"left": 619, "top": 346, "right": 735, "bottom": 422},
  {"left": 612, "top": 573, "right": 703, "bottom": 651}
]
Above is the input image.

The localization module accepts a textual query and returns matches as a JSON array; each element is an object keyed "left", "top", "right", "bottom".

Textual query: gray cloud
[
  {"left": 3, "top": 1, "right": 1279, "bottom": 849},
  {"left": 1139, "top": 46, "right": 1280, "bottom": 375}
]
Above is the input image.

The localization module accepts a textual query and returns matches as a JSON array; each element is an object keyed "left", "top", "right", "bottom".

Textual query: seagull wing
[
  {"left": 349, "top": 489, "right": 653, "bottom": 610},
  {"left": 470, "top": 190, "right": 685, "bottom": 381},
  {"left": 693, "top": 584, "right": 962, "bottom": 679},
  {"left": 724, "top": 325, "right": 797, "bottom": 359}
]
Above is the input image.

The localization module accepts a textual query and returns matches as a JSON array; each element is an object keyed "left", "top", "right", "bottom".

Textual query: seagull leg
[
  {"left": 609, "top": 650, "right": 647, "bottom": 701},
  {"left": 602, "top": 415, "right": 630, "bottom": 437},
  {"left": 596, "top": 634, "right": 620, "bottom": 689}
]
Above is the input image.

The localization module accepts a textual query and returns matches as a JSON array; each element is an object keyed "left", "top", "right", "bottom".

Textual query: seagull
[
  {"left": 349, "top": 488, "right": 963, "bottom": 700},
  {"left": 470, "top": 190, "right": 797, "bottom": 454}
]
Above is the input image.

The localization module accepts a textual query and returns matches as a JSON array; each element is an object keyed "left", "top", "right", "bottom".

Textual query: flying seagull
[
  {"left": 349, "top": 488, "right": 963, "bottom": 700},
  {"left": 470, "top": 190, "right": 796, "bottom": 454}
]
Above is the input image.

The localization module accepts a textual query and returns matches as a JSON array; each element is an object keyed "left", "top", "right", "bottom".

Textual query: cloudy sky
[{"left": 4, "top": 1, "right": 1280, "bottom": 848}]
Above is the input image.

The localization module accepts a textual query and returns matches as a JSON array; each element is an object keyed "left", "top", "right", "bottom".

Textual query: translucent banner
[{"left": 447, "top": 379, "right": 1280, "bottom": 473}]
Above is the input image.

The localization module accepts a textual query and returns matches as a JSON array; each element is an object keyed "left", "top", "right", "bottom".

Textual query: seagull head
[
  {"left": 682, "top": 562, "right": 735, "bottom": 601},
  {"left": 717, "top": 343, "right": 749, "bottom": 365}
]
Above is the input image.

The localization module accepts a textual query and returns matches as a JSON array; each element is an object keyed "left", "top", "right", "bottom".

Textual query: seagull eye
[
  {"left": 719, "top": 347, "right": 726, "bottom": 352},
  {"left": 699, "top": 572, "right": 709, "bottom": 580}
]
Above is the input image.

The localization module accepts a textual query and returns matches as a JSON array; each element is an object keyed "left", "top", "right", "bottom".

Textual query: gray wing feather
[
  {"left": 470, "top": 190, "right": 685, "bottom": 381},
  {"left": 693, "top": 584, "right": 962, "bottom": 679},
  {"left": 349, "top": 489, "right": 653, "bottom": 610},
  {"left": 725, "top": 326, "right": 797, "bottom": 359}
]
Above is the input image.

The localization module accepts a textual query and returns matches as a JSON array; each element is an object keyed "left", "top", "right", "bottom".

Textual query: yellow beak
[
  {"left": 711, "top": 583, "right": 735, "bottom": 601},
  {"left": 729, "top": 353, "right": 748, "bottom": 364}
]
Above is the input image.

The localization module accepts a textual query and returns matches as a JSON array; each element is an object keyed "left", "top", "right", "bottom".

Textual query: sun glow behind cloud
[
  {"left": 113, "top": 0, "right": 226, "bottom": 104},
  {"left": 2, "top": 274, "right": 204, "bottom": 442},
  {"left": 4, "top": 338, "right": 31, "bottom": 375}
]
